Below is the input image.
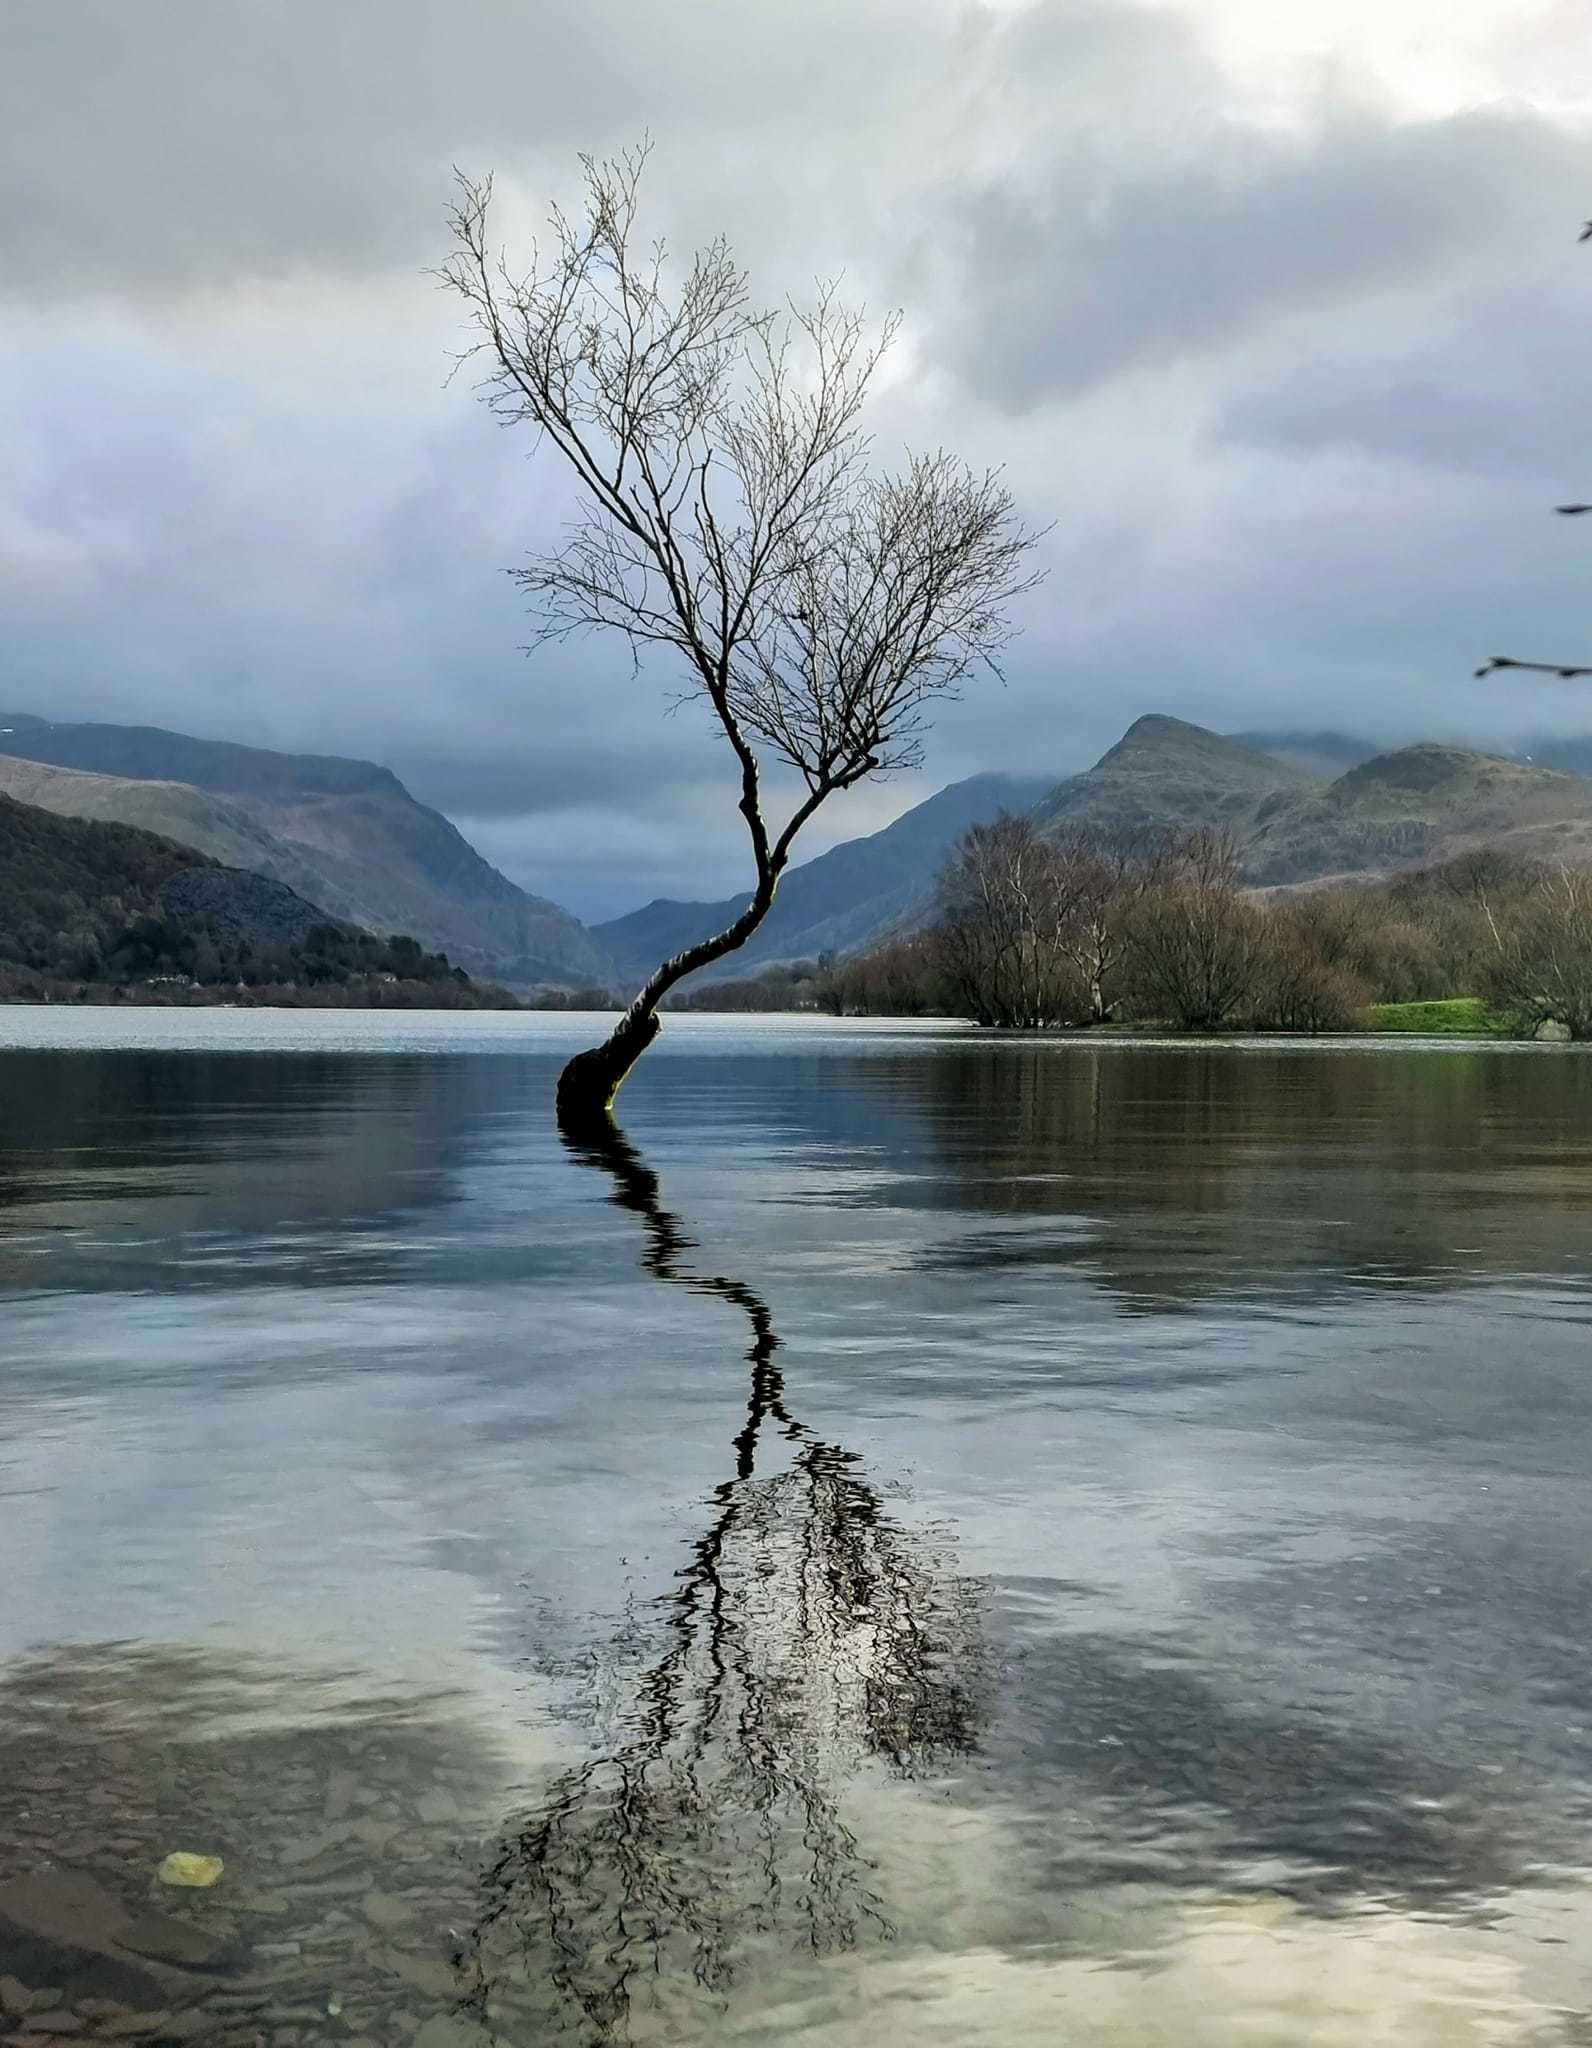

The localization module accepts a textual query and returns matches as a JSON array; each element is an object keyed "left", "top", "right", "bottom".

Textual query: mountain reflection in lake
[{"left": 2, "top": 1012, "right": 1591, "bottom": 2044}]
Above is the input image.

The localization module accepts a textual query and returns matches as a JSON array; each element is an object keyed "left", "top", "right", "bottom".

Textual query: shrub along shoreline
[{"left": 680, "top": 824, "right": 1592, "bottom": 1042}]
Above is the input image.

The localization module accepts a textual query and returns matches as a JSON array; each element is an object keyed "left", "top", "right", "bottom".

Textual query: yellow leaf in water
[{"left": 157, "top": 1852, "right": 224, "bottom": 1888}]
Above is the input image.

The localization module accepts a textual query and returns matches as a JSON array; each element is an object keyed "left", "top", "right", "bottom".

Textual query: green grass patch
[{"left": 1368, "top": 997, "right": 1508, "bottom": 1037}]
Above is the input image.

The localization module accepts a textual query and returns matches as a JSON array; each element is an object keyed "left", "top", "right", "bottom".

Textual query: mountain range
[
  {"left": 1031, "top": 718, "right": 1319, "bottom": 839},
  {"left": 1036, "top": 715, "right": 1592, "bottom": 888},
  {"left": 0, "top": 714, "right": 608, "bottom": 989},
  {"left": 598, "top": 716, "right": 1592, "bottom": 981},
  {"left": 0, "top": 788, "right": 492, "bottom": 1002},
  {"left": 11, "top": 707, "right": 1592, "bottom": 997}
]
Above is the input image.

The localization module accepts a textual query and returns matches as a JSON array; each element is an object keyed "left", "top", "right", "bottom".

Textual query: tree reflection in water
[{"left": 462, "top": 1120, "right": 984, "bottom": 2040}]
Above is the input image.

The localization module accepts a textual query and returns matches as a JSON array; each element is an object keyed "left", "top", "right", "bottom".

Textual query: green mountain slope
[
  {"left": 1241, "top": 744, "right": 1592, "bottom": 885},
  {"left": 1023, "top": 718, "right": 1592, "bottom": 886},
  {"left": 0, "top": 786, "right": 202, "bottom": 975},
  {"left": 596, "top": 770, "right": 1058, "bottom": 985},
  {"left": 0, "top": 788, "right": 505, "bottom": 1002},
  {"left": 1031, "top": 715, "right": 1319, "bottom": 838},
  {"left": 0, "top": 716, "right": 610, "bottom": 988}
]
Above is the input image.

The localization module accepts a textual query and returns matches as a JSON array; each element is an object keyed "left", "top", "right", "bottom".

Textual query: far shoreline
[{"left": 0, "top": 1003, "right": 1580, "bottom": 1053}]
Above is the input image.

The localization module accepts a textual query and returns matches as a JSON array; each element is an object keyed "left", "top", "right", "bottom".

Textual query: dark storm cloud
[
  {"left": 0, "top": 0, "right": 926, "bottom": 298},
  {"left": 4, "top": 1, "right": 1592, "bottom": 920},
  {"left": 921, "top": 82, "right": 1587, "bottom": 409},
  {"left": 1214, "top": 269, "right": 1592, "bottom": 481}
]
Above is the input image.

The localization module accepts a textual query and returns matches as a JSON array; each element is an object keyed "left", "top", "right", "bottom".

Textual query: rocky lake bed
[{"left": 0, "top": 1652, "right": 519, "bottom": 2046}]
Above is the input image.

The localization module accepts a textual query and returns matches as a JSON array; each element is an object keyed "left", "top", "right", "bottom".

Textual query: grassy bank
[{"left": 1367, "top": 998, "right": 1506, "bottom": 1037}]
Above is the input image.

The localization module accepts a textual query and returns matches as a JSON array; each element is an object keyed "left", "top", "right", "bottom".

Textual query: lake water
[{"left": 2, "top": 1009, "right": 1591, "bottom": 2045}]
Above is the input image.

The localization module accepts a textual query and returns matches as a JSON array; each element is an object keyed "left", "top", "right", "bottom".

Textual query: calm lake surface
[{"left": 2, "top": 1010, "right": 1591, "bottom": 2045}]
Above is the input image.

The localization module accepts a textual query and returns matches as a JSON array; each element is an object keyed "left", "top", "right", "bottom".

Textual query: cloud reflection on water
[{"left": 2, "top": 1019, "right": 1591, "bottom": 2040}]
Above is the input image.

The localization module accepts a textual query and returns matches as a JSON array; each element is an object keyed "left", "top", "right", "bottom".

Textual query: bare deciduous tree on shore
[
  {"left": 1048, "top": 827, "right": 1145, "bottom": 1024},
  {"left": 934, "top": 813, "right": 1084, "bottom": 1027},
  {"left": 1484, "top": 865, "right": 1592, "bottom": 1039},
  {"left": 931, "top": 817, "right": 1254, "bottom": 1031},
  {"left": 1118, "top": 829, "right": 1268, "bottom": 1032},
  {"left": 441, "top": 145, "right": 1040, "bottom": 1125},
  {"left": 809, "top": 827, "right": 1592, "bottom": 1036}
]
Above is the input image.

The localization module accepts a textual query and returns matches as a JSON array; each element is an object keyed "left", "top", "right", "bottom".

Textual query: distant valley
[{"left": 595, "top": 770, "right": 1059, "bottom": 986}]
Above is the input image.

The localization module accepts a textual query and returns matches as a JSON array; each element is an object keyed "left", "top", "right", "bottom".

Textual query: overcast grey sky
[{"left": 4, "top": 0, "right": 1592, "bottom": 918}]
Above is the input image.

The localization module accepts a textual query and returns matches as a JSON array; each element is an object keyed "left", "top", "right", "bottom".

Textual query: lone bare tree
[{"left": 441, "top": 146, "right": 1040, "bottom": 1125}]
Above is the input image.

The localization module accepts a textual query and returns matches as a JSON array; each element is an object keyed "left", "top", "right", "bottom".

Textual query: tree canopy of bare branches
[
  {"left": 1116, "top": 830, "right": 1270, "bottom": 1032},
  {"left": 440, "top": 144, "right": 1041, "bottom": 1124},
  {"left": 932, "top": 823, "right": 1274, "bottom": 1035},
  {"left": 933, "top": 814, "right": 1087, "bottom": 1028},
  {"left": 819, "top": 830, "right": 1592, "bottom": 1037},
  {"left": 1483, "top": 865, "right": 1592, "bottom": 1039}
]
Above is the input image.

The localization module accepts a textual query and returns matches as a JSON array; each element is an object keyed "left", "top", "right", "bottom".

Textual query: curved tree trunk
[{"left": 556, "top": 873, "right": 783, "bottom": 1131}]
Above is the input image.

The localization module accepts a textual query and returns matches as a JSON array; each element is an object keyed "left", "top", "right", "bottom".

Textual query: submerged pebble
[{"left": 155, "top": 1855, "right": 223, "bottom": 1891}]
